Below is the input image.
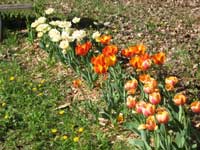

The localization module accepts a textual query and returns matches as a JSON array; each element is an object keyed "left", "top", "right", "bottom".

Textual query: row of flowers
[{"left": 30, "top": 8, "right": 200, "bottom": 149}]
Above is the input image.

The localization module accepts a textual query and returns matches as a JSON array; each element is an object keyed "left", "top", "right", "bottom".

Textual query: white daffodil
[
  {"left": 48, "top": 29, "right": 61, "bottom": 42},
  {"left": 37, "top": 32, "right": 43, "bottom": 38},
  {"left": 36, "top": 24, "right": 51, "bottom": 33},
  {"left": 72, "top": 30, "right": 86, "bottom": 41},
  {"left": 72, "top": 17, "right": 80, "bottom": 24},
  {"left": 57, "top": 21, "right": 72, "bottom": 28},
  {"left": 59, "top": 40, "right": 69, "bottom": 50},
  {"left": 37, "top": 17, "right": 46, "bottom": 24},
  {"left": 31, "top": 21, "right": 39, "bottom": 28},
  {"left": 45, "top": 8, "right": 54, "bottom": 15},
  {"left": 92, "top": 31, "right": 101, "bottom": 40}
]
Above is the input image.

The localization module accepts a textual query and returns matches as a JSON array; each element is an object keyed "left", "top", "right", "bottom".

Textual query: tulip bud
[
  {"left": 156, "top": 107, "right": 170, "bottom": 124},
  {"left": 173, "top": 93, "right": 187, "bottom": 106},
  {"left": 149, "top": 92, "right": 161, "bottom": 105},
  {"left": 126, "top": 96, "right": 137, "bottom": 109},
  {"left": 190, "top": 101, "right": 200, "bottom": 113}
]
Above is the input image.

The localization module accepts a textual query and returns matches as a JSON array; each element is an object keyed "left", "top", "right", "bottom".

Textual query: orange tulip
[
  {"left": 152, "top": 52, "right": 166, "bottom": 65},
  {"left": 102, "top": 45, "right": 118, "bottom": 56},
  {"left": 126, "top": 96, "right": 137, "bottom": 109},
  {"left": 99, "top": 35, "right": 111, "bottom": 45},
  {"left": 91, "top": 54, "right": 105, "bottom": 66},
  {"left": 121, "top": 46, "right": 140, "bottom": 57},
  {"left": 91, "top": 54, "right": 108, "bottom": 74},
  {"left": 104, "top": 55, "right": 117, "bottom": 66},
  {"left": 136, "top": 44, "right": 146, "bottom": 55},
  {"left": 93, "top": 64, "right": 108, "bottom": 74},
  {"left": 129, "top": 55, "right": 141, "bottom": 69},
  {"left": 139, "top": 74, "right": 151, "bottom": 84},
  {"left": 145, "top": 116, "right": 158, "bottom": 131},
  {"left": 165, "top": 76, "right": 178, "bottom": 91},
  {"left": 138, "top": 116, "right": 158, "bottom": 131},
  {"left": 156, "top": 107, "right": 170, "bottom": 124},
  {"left": 143, "top": 78, "right": 158, "bottom": 94},
  {"left": 141, "top": 59, "right": 152, "bottom": 71},
  {"left": 127, "top": 88, "right": 137, "bottom": 95},
  {"left": 190, "top": 101, "right": 200, "bottom": 113},
  {"left": 149, "top": 92, "right": 161, "bottom": 105},
  {"left": 135, "top": 101, "right": 146, "bottom": 114},
  {"left": 173, "top": 93, "right": 187, "bottom": 106},
  {"left": 75, "top": 41, "right": 92, "bottom": 56},
  {"left": 124, "top": 79, "right": 138, "bottom": 91},
  {"left": 142, "top": 103, "right": 156, "bottom": 117}
]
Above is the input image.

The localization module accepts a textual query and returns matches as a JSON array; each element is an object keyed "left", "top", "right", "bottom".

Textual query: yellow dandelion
[
  {"left": 51, "top": 128, "right": 57, "bottom": 134},
  {"left": 58, "top": 110, "right": 65, "bottom": 115},
  {"left": 62, "top": 135, "right": 68, "bottom": 140},
  {"left": 37, "top": 93, "right": 43, "bottom": 96},
  {"left": 9, "top": 76, "right": 15, "bottom": 81},
  {"left": 40, "top": 79, "right": 45, "bottom": 84},
  {"left": 2, "top": 102, "right": 6, "bottom": 107},
  {"left": 32, "top": 88, "right": 37, "bottom": 91},
  {"left": 78, "top": 127, "right": 84, "bottom": 133},
  {"left": 73, "top": 137, "right": 79, "bottom": 142},
  {"left": 4, "top": 114, "right": 8, "bottom": 119}
]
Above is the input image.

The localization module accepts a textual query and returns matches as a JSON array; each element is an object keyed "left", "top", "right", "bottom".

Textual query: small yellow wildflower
[
  {"left": 117, "top": 113, "right": 124, "bottom": 124},
  {"left": 2, "top": 102, "right": 6, "bottom": 107},
  {"left": 78, "top": 127, "right": 84, "bottom": 133},
  {"left": 73, "top": 137, "right": 79, "bottom": 142},
  {"left": 32, "top": 88, "right": 37, "bottom": 91},
  {"left": 40, "top": 79, "right": 45, "bottom": 84},
  {"left": 51, "top": 128, "right": 57, "bottom": 134},
  {"left": 62, "top": 135, "right": 68, "bottom": 140},
  {"left": 58, "top": 110, "right": 65, "bottom": 115},
  {"left": 4, "top": 114, "right": 8, "bottom": 119},
  {"left": 9, "top": 76, "right": 15, "bottom": 81},
  {"left": 37, "top": 93, "right": 43, "bottom": 96}
]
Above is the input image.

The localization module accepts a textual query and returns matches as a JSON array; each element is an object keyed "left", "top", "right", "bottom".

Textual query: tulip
[
  {"left": 126, "top": 96, "right": 137, "bottom": 109},
  {"left": 165, "top": 76, "right": 178, "bottom": 91},
  {"left": 173, "top": 93, "right": 187, "bottom": 106},
  {"left": 156, "top": 107, "right": 170, "bottom": 124},
  {"left": 104, "top": 55, "right": 117, "bottom": 66},
  {"left": 102, "top": 45, "right": 118, "bottom": 56},
  {"left": 141, "top": 59, "right": 152, "bottom": 71},
  {"left": 75, "top": 41, "right": 92, "bottom": 56},
  {"left": 142, "top": 103, "right": 156, "bottom": 117},
  {"left": 124, "top": 79, "right": 138, "bottom": 91},
  {"left": 152, "top": 52, "right": 166, "bottom": 65},
  {"left": 190, "top": 101, "right": 200, "bottom": 113},
  {"left": 149, "top": 92, "right": 161, "bottom": 105},
  {"left": 136, "top": 44, "right": 146, "bottom": 55},
  {"left": 145, "top": 116, "right": 158, "bottom": 131},
  {"left": 99, "top": 35, "right": 111, "bottom": 45},
  {"left": 139, "top": 74, "right": 151, "bottom": 84},
  {"left": 135, "top": 101, "right": 146, "bottom": 114}
]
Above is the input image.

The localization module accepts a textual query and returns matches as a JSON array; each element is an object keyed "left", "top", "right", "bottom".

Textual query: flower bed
[{"left": 30, "top": 8, "right": 200, "bottom": 149}]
